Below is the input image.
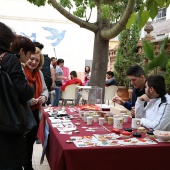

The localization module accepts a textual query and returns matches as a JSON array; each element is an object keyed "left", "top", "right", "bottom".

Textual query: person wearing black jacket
[
  {"left": 0, "top": 22, "right": 35, "bottom": 170},
  {"left": 112, "top": 65, "right": 146, "bottom": 117}
]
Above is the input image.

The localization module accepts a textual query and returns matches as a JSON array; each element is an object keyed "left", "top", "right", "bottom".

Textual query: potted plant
[
  {"left": 142, "top": 37, "right": 169, "bottom": 75},
  {"left": 164, "top": 60, "right": 170, "bottom": 94}
]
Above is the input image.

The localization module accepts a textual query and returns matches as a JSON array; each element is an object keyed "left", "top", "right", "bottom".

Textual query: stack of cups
[
  {"left": 84, "top": 112, "right": 89, "bottom": 122},
  {"left": 93, "top": 114, "right": 99, "bottom": 122},
  {"left": 131, "top": 118, "right": 141, "bottom": 129},
  {"left": 86, "top": 116, "right": 93, "bottom": 125},
  {"left": 123, "top": 115, "right": 129, "bottom": 123},
  {"left": 98, "top": 117, "right": 104, "bottom": 125},
  {"left": 108, "top": 117, "right": 113, "bottom": 125},
  {"left": 113, "top": 117, "right": 123, "bottom": 129}
]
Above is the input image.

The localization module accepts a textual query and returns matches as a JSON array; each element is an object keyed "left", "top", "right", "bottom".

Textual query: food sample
[
  {"left": 121, "top": 131, "right": 131, "bottom": 138},
  {"left": 112, "top": 128, "right": 120, "bottom": 134},
  {"left": 137, "top": 127, "right": 146, "bottom": 133},
  {"left": 133, "top": 132, "right": 142, "bottom": 137},
  {"left": 124, "top": 127, "right": 133, "bottom": 132},
  {"left": 146, "top": 130, "right": 155, "bottom": 139}
]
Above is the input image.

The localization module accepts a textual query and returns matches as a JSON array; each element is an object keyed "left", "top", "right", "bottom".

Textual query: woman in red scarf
[{"left": 23, "top": 47, "right": 48, "bottom": 170}]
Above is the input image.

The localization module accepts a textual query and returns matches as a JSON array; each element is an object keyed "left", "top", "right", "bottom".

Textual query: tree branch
[
  {"left": 100, "top": 0, "right": 136, "bottom": 39},
  {"left": 48, "top": 0, "right": 98, "bottom": 33}
]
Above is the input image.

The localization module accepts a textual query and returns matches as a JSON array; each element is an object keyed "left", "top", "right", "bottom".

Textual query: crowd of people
[{"left": 1, "top": 20, "right": 170, "bottom": 170}]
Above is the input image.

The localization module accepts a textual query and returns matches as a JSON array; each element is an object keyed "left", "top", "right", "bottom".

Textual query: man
[
  {"left": 61, "top": 71, "right": 82, "bottom": 91},
  {"left": 112, "top": 65, "right": 146, "bottom": 115},
  {"left": 51, "top": 57, "right": 57, "bottom": 69},
  {"left": 105, "top": 71, "right": 117, "bottom": 86},
  {"left": 135, "top": 75, "right": 170, "bottom": 130}
]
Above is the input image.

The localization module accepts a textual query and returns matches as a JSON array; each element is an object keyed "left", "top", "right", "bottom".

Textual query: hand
[
  {"left": 112, "top": 96, "right": 125, "bottom": 105},
  {"left": 131, "top": 106, "right": 135, "bottom": 118},
  {"left": 38, "top": 96, "right": 46, "bottom": 104},
  {"left": 30, "top": 98, "right": 39, "bottom": 105},
  {"left": 138, "top": 94, "right": 150, "bottom": 102}
]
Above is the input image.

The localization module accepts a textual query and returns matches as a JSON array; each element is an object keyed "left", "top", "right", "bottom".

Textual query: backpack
[{"left": 41, "top": 54, "right": 52, "bottom": 91}]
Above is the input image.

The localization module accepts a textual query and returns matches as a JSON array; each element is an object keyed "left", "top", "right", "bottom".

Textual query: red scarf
[{"left": 24, "top": 66, "right": 42, "bottom": 110}]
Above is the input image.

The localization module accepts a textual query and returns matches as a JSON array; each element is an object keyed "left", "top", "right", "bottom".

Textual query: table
[{"left": 37, "top": 107, "right": 170, "bottom": 170}]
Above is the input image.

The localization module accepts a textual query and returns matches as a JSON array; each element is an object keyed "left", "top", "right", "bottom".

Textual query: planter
[
  {"left": 128, "top": 88, "right": 133, "bottom": 102},
  {"left": 117, "top": 86, "right": 129, "bottom": 101}
]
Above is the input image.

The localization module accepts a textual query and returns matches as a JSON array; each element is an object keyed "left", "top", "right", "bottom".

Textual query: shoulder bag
[{"left": 0, "top": 52, "right": 37, "bottom": 135}]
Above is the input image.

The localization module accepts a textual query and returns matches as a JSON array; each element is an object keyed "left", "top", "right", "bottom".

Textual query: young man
[
  {"left": 135, "top": 75, "right": 170, "bottom": 130},
  {"left": 105, "top": 71, "right": 117, "bottom": 86},
  {"left": 112, "top": 65, "right": 146, "bottom": 115},
  {"left": 61, "top": 71, "right": 82, "bottom": 91},
  {"left": 51, "top": 57, "right": 57, "bottom": 69}
]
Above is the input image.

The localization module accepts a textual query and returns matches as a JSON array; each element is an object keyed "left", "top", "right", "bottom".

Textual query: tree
[
  {"left": 114, "top": 23, "right": 142, "bottom": 88},
  {"left": 27, "top": 0, "right": 170, "bottom": 100}
]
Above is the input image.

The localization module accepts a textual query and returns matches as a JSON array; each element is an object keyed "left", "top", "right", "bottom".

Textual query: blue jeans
[{"left": 53, "top": 88, "right": 61, "bottom": 106}]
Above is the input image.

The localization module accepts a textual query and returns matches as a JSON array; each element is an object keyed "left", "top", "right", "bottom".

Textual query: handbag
[
  {"left": 55, "top": 80, "right": 62, "bottom": 87},
  {"left": 0, "top": 52, "right": 37, "bottom": 135}
]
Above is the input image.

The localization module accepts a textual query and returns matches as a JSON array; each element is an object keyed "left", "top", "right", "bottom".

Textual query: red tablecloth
[{"left": 37, "top": 107, "right": 170, "bottom": 170}]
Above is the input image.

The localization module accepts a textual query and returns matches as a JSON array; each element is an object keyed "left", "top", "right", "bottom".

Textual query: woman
[
  {"left": 84, "top": 66, "right": 91, "bottom": 85},
  {"left": 53, "top": 58, "right": 67, "bottom": 106},
  {"left": 0, "top": 22, "right": 35, "bottom": 169},
  {"left": 10, "top": 35, "right": 36, "bottom": 65},
  {"left": 23, "top": 47, "right": 48, "bottom": 170}
]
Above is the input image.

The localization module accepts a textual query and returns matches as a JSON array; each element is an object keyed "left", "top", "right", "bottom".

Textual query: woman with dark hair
[
  {"left": 84, "top": 66, "right": 91, "bottom": 85},
  {"left": 53, "top": 58, "right": 68, "bottom": 106},
  {"left": 10, "top": 35, "right": 35, "bottom": 65},
  {"left": 0, "top": 22, "right": 35, "bottom": 169}
]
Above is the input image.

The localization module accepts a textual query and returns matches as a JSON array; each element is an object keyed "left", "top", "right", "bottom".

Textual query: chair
[
  {"left": 104, "top": 85, "right": 118, "bottom": 105},
  {"left": 61, "top": 84, "right": 78, "bottom": 106}
]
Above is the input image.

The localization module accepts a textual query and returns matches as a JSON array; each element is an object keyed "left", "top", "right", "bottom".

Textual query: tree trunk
[{"left": 90, "top": 31, "right": 109, "bottom": 103}]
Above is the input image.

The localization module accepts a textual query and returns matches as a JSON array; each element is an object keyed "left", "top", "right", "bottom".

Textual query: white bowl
[{"left": 153, "top": 130, "right": 170, "bottom": 141}]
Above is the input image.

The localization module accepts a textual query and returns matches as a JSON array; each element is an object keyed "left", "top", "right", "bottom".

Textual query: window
[{"left": 156, "top": 8, "right": 166, "bottom": 21}]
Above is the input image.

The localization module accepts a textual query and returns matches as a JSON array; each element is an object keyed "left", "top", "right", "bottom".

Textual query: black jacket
[
  {"left": 0, "top": 47, "right": 35, "bottom": 168},
  {"left": 123, "top": 87, "right": 145, "bottom": 110}
]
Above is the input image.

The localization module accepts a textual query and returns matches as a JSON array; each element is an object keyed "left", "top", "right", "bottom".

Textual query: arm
[
  {"left": 50, "top": 66, "right": 55, "bottom": 85},
  {"left": 141, "top": 103, "right": 170, "bottom": 130},
  {"left": 55, "top": 67, "right": 67, "bottom": 79},
  {"left": 135, "top": 98, "right": 146, "bottom": 118},
  {"left": 112, "top": 96, "right": 132, "bottom": 110},
  {"left": 123, "top": 102, "right": 133, "bottom": 110},
  {"left": 2, "top": 53, "right": 34, "bottom": 103},
  {"left": 38, "top": 71, "right": 49, "bottom": 103}
]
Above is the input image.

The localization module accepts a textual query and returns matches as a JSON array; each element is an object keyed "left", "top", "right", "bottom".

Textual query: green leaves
[
  {"left": 142, "top": 41, "right": 154, "bottom": 61},
  {"left": 154, "top": 0, "right": 164, "bottom": 7},
  {"left": 147, "top": 1, "right": 159, "bottom": 19},
  {"left": 73, "top": 6, "right": 86, "bottom": 17},
  {"left": 101, "top": 4, "right": 110, "bottom": 19},
  {"left": 27, "top": 0, "right": 46, "bottom": 6},
  {"left": 142, "top": 37, "right": 170, "bottom": 74},
  {"left": 126, "top": 13, "right": 136, "bottom": 29},
  {"left": 126, "top": 0, "right": 170, "bottom": 30},
  {"left": 138, "top": 10, "right": 150, "bottom": 30}
]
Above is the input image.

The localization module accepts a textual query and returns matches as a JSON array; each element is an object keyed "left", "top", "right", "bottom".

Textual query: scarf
[{"left": 24, "top": 66, "right": 42, "bottom": 110}]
